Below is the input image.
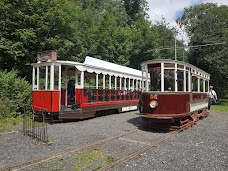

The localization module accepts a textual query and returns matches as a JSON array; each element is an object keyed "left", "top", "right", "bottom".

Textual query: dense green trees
[
  {"left": 0, "top": 0, "right": 178, "bottom": 75},
  {"left": 177, "top": 3, "right": 228, "bottom": 97}
]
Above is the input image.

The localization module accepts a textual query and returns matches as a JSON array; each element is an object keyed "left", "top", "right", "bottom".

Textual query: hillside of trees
[{"left": 0, "top": 0, "right": 227, "bottom": 119}]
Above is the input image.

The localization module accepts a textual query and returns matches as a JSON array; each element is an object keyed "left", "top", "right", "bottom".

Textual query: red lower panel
[{"left": 32, "top": 90, "right": 60, "bottom": 112}]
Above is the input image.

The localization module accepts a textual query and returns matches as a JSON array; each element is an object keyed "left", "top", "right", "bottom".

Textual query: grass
[
  {"left": 0, "top": 117, "right": 23, "bottom": 133},
  {"left": 211, "top": 98, "right": 228, "bottom": 112},
  {"left": 32, "top": 148, "right": 117, "bottom": 171},
  {"left": 71, "top": 148, "right": 116, "bottom": 171}
]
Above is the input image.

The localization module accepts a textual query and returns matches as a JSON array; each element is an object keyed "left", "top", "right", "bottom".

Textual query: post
[{"left": 175, "top": 37, "right": 177, "bottom": 60}]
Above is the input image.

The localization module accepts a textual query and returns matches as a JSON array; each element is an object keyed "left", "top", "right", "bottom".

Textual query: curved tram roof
[
  {"left": 141, "top": 59, "right": 210, "bottom": 80},
  {"left": 33, "top": 56, "right": 143, "bottom": 80}
]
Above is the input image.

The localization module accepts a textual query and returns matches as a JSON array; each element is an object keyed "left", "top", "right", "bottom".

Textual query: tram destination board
[{"left": 37, "top": 51, "right": 57, "bottom": 62}]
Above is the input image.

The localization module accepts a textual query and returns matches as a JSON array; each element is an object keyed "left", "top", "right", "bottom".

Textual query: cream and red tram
[
  {"left": 140, "top": 59, "right": 210, "bottom": 130},
  {"left": 32, "top": 51, "right": 144, "bottom": 120}
]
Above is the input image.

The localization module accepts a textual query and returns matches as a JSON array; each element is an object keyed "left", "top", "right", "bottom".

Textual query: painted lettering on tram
[{"left": 150, "top": 94, "right": 158, "bottom": 100}]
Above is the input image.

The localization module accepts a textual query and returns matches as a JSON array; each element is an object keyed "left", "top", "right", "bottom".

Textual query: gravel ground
[
  {"left": 0, "top": 110, "right": 227, "bottom": 171},
  {"left": 0, "top": 111, "right": 141, "bottom": 169},
  {"left": 114, "top": 111, "right": 228, "bottom": 171}
]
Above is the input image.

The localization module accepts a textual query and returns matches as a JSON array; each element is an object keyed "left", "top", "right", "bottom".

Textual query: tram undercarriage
[{"left": 141, "top": 109, "right": 209, "bottom": 131}]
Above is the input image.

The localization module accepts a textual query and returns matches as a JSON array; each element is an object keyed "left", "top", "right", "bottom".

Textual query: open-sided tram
[
  {"left": 32, "top": 51, "right": 145, "bottom": 120},
  {"left": 140, "top": 59, "right": 210, "bottom": 130}
]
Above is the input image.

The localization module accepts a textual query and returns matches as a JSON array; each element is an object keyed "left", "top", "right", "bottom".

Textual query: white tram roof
[
  {"left": 141, "top": 59, "right": 210, "bottom": 79},
  {"left": 83, "top": 56, "right": 142, "bottom": 78},
  {"left": 33, "top": 56, "right": 144, "bottom": 79}
]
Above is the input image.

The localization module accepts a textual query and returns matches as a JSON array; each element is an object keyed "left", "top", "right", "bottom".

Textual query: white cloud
[{"left": 147, "top": 0, "right": 228, "bottom": 44}]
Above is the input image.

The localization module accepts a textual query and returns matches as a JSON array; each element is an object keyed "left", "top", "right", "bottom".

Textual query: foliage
[
  {"left": 0, "top": 117, "right": 23, "bottom": 133},
  {"left": 0, "top": 0, "right": 82, "bottom": 79},
  {"left": 121, "top": 0, "right": 149, "bottom": 24},
  {"left": 0, "top": 70, "right": 31, "bottom": 118},
  {"left": 177, "top": 3, "right": 228, "bottom": 97},
  {"left": 0, "top": 0, "right": 179, "bottom": 76},
  {"left": 0, "top": 98, "right": 11, "bottom": 120}
]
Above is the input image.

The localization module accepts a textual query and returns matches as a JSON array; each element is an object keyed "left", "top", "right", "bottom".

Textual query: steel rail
[
  {"left": 97, "top": 130, "right": 181, "bottom": 171},
  {"left": 0, "top": 129, "right": 138, "bottom": 171}
]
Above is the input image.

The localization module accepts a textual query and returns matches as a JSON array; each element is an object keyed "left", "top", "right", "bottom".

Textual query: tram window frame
[
  {"left": 177, "top": 64, "right": 184, "bottom": 69},
  {"left": 192, "top": 76, "right": 198, "bottom": 92},
  {"left": 177, "top": 70, "right": 184, "bottom": 91},
  {"left": 54, "top": 65, "right": 60, "bottom": 90},
  {"left": 84, "top": 72, "right": 96, "bottom": 89},
  {"left": 164, "top": 63, "right": 175, "bottom": 68},
  {"left": 148, "top": 67, "right": 161, "bottom": 91},
  {"left": 200, "top": 79, "right": 204, "bottom": 92},
  {"left": 164, "top": 69, "right": 175, "bottom": 91},
  {"left": 205, "top": 80, "right": 209, "bottom": 92},
  {"left": 186, "top": 71, "right": 189, "bottom": 92},
  {"left": 33, "top": 65, "right": 51, "bottom": 90}
]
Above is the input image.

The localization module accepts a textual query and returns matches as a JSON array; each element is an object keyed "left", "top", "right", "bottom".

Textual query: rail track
[
  {"left": 1, "top": 127, "right": 185, "bottom": 171},
  {"left": 98, "top": 130, "right": 179, "bottom": 171},
  {"left": 1, "top": 129, "right": 138, "bottom": 171}
]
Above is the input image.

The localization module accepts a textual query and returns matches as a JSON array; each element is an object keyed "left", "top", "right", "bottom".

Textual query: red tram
[
  {"left": 140, "top": 59, "right": 210, "bottom": 130},
  {"left": 32, "top": 51, "right": 144, "bottom": 120}
]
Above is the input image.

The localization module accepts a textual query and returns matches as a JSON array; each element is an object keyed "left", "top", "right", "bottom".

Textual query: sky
[{"left": 147, "top": 0, "right": 228, "bottom": 44}]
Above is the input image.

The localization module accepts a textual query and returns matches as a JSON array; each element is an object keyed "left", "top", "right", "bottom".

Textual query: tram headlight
[{"left": 149, "top": 100, "right": 158, "bottom": 108}]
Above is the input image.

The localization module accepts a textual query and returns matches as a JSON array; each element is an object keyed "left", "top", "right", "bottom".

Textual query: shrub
[
  {"left": 0, "top": 98, "right": 11, "bottom": 120},
  {"left": 0, "top": 70, "right": 31, "bottom": 119}
]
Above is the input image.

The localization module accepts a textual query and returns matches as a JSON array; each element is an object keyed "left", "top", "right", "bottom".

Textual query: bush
[
  {"left": 0, "top": 98, "right": 11, "bottom": 120},
  {"left": 0, "top": 70, "right": 31, "bottom": 119}
]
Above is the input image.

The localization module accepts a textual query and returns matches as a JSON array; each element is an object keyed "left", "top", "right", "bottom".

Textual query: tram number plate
[{"left": 150, "top": 94, "right": 158, "bottom": 100}]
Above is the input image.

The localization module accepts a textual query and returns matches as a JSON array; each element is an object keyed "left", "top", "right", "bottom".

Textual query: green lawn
[
  {"left": 0, "top": 118, "right": 23, "bottom": 133},
  {"left": 211, "top": 98, "right": 228, "bottom": 112}
]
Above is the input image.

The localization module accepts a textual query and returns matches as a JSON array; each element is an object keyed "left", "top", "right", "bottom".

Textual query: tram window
[
  {"left": 164, "top": 69, "right": 175, "bottom": 91},
  {"left": 200, "top": 79, "right": 204, "bottom": 92},
  {"left": 192, "top": 76, "right": 198, "bottom": 91},
  {"left": 177, "top": 64, "right": 184, "bottom": 69},
  {"left": 177, "top": 70, "right": 184, "bottom": 91},
  {"left": 164, "top": 63, "right": 175, "bottom": 68},
  {"left": 149, "top": 67, "right": 161, "bottom": 91},
  {"left": 54, "top": 65, "right": 59, "bottom": 90},
  {"left": 105, "top": 75, "right": 109, "bottom": 89},
  {"left": 205, "top": 80, "right": 209, "bottom": 92},
  {"left": 186, "top": 71, "right": 189, "bottom": 91},
  {"left": 77, "top": 73, "right": 81, "bottom": 86},
  {"left": 39, "top": 66, "right": 46, "bottom": 90},
  {"left": 84, "top": 77, "right": 95, "bottom": 89}
]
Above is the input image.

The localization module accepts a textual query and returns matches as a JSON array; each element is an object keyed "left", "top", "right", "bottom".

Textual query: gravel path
[
  {"left": 114, "top": 111, "right": 228, "bottom": 171},
  {"left": 0, "top": 110, "right": 227, "bottom": 171},
  {"left": 0, "top": 112, "right": 141, "bottom": 169}
]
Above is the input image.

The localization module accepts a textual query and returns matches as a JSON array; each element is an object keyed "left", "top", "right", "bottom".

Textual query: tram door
[{"left": 61, "top": 67, "right": 80, "bottom": 109}]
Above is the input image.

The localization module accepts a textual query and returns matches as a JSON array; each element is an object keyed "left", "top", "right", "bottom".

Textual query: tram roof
[
  {"left": 32, "top": 56, "right": 144, "bottom": 79},
  {"left": 83, "top": 56, "right": 142, "bottom": 77},
  {"left": 141, "top": 59, "right": 210, "bottom": 77}
]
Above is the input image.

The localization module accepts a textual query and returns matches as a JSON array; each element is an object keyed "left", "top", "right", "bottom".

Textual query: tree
[
  {"left": 0, "top": 70, "right": 31, "bottom": 118},
  {"left": 0, "top": 0, "right": 82, "bottom": 80},
  {"left": 121, "top": 0, "right": 149, "bottom": 24},
  {"left": 177, "top": 3, "right": 228, "bottom": 97},
  {"left": 150, "top": 19, "right": 184, "bottom": 61}
]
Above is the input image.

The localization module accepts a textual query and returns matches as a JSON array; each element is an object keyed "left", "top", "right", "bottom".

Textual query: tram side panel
[
  {"left": 142, "top": 93, "right": 190, "bottom": 115},
  {"left": 32, "top": 90, "right": 60, "bottom": 113},
  {"left": 191, "top": 93, "right": 208, "bottom": 112}
]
